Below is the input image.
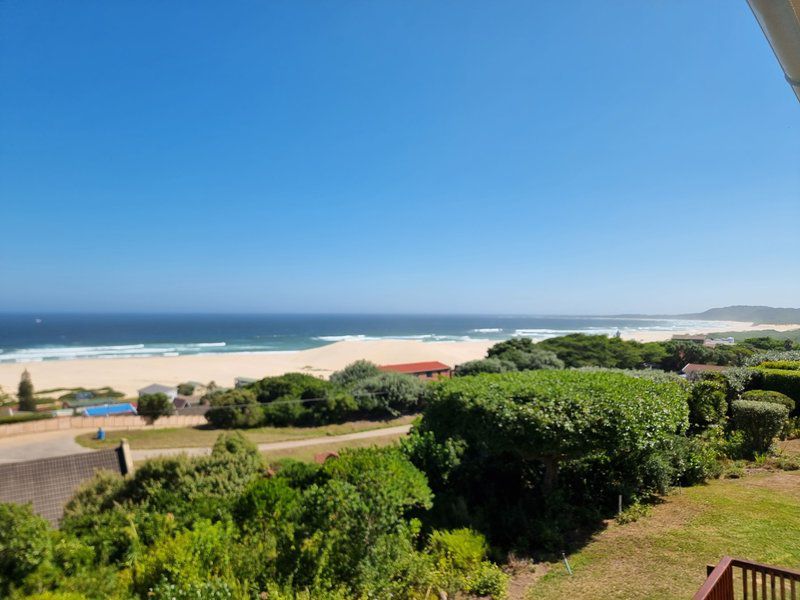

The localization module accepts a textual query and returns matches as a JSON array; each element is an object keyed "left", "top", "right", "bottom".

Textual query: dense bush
[
  {"left": 454, "top": 357, "right": 515, "bottom": 376},
  {"left": 329, "top": 360, "right": 381, "bottom": 387},
  {"left": 536, "top": 334, "right": 665, "bottom": 369},
  {"left": 351, "top": 372, "right": 426, "bottom": 416},
  {"left": 0, "top": 412, "right": 53, "bottom": 425},
  {"left": 687, "top": 380, "right": 727, "bottom": 430},
  {"left": 758, "top": 360, "right": 800, "bottom": 371},
  {"left": 487, "top": 337, "right": 564, "bottom": 370},
  {"left": 754, "top": 367, "right": 800, "bottom": 409},
  {"left": 206, "top": 374, "right": 361, "bottom": 428},
  {"left": 730, "top": 400, "right": 789, "bottom": 457},
  {"left": 3, "top": 438, "right": 515, "bottom": 600},
  {"left": 0, "top": 504, "right": 52, "bottom": 596},
  {"left": 408, "top": 369, "right": 690, "bottom": 549},
  {"left": 136, "top": 392, "right": 175, "bottom": 420},
  {"left": 741, "top": 390, "right": 795, "bottom": 412}
]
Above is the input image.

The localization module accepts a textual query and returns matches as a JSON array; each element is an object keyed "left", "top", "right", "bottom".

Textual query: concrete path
[
  {"left": 0, "top": 424, "right": 412, "bottom": 464},
  {"left": 0, "top": 428, "right": 95, "bottom": 463},
  {"left": 131, "top": 424, "right": 412, "bottom": 461}
]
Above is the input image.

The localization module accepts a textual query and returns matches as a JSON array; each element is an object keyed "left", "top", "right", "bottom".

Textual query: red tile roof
[
  {"left": 379, "top": 361, "right": 451, "bottom": 374},
  {"left": 682, "top": 363, "right": 728, "bottom": 374}
]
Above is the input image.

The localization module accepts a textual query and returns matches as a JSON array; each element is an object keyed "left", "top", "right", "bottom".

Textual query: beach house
[{"left": 379, "top": 361, "right": 452, "bottom": 380}]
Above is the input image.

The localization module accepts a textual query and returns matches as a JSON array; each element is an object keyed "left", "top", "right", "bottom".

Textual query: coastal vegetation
[
  {"left": 17, "top": 370, "right": 35, "bottom": 412},
  {"left": 3, "top": 342, "right": 800, "bottom": 598},
  {"left": 205, "top": 367, "right": 426, "bottom": 429}
]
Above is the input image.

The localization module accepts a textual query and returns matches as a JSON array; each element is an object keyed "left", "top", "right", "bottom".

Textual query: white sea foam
[{"left": 472, "top": 328, "right": 502, "bottom": 333}]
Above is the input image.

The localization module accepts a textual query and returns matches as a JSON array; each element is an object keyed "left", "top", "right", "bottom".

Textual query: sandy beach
[
  {"left": 1, "top": 322, "right": 798, "bottom": 397},
  {"left": 0, "top": 340, "right": 493, "bottom": 397}
]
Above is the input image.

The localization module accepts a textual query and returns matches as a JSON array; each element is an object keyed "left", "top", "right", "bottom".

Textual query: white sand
[
  {"left": 0, "top": 340, "right": 493, "bottom": 397},
  {"left": 1, "top": 322, "right": 798, "bottom": 397},
  {"left": 619, "top": 322, "right": 800, "bottom": 343}
]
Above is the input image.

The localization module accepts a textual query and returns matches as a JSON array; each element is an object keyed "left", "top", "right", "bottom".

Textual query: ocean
[{"left": 0, "top": 313, "right": 728, "bottom": 364}]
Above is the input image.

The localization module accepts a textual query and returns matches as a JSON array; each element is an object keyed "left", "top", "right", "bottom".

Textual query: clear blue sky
[{"left": 1, "top": 1, "right": 798, "bottom": 314}]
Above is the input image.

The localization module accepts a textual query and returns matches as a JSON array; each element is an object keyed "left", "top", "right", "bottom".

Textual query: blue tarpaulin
[{"left": 83, "top": 403, "right": 137, "bottom": 417}]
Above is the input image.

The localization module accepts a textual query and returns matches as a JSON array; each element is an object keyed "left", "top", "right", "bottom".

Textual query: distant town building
[
  {"left": 681, "top": 363, "right": 728, "bottom": 377},
  {"left": 235, "top": 377, "right": 258, "bottom": 388},
  {"left": 379, "top": 361, "right": 452, "bottom": 380},
  {"left": 0, "top": 442, "right": 133, "bottom": 525},
  {"left": 705, "top": 337, "right": 736, "bottom": 347},
  {"left": 137, "top": 384, "right": 178, "bottom": 400}
]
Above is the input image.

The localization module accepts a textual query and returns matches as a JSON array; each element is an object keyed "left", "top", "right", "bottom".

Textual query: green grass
[
  {"left": 261, "top": 433, "right": 405, "bottom": 463},
  {"left": 75, "top": 415, "right": 416, "bottom": 449},
  {"left": 526, "top": 470, "right": 800, "bottom": 599}
]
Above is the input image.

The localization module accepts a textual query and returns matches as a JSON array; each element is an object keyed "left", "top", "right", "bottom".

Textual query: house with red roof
[{"left": 379, "top": 361, "right": 452, "bottom": 380}]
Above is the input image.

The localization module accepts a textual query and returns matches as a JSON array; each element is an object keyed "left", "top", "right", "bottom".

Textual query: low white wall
[{"left": 0, "top": 414, "right": 207, "bottom": 438}]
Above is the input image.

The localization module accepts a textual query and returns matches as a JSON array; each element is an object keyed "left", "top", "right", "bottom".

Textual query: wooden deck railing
[{"left": 694, "top": 557, "right": 800, "bottom": 600}]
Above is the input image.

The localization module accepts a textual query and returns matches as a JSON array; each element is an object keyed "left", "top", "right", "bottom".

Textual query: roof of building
[
  {"left": 379, "top": 361, "right": 451, "bottom": 374},
  {"left": 0, "top": 446, "right": 130, "bottom": 525},
  {"left": 83, "top": 403, "right": 137, "bottom": 417},
  {"left": 172, "top": 396, "right": 191, "bottom": 410},
  {"left": 138, "top": 383, "right": 177, "bottom": 395},
  {"left": 682, "top": 363, "right": 728, "bottom": 374},
  {"left": 672, "top": 334, "right": 708, "bottom": 342}
]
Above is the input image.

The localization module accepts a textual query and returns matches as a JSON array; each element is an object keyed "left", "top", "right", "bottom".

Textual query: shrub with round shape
[{"left": 730, "top": 399, "right": 789, "bottom": 457}]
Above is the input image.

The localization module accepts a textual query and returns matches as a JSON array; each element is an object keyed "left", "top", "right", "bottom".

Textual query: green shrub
[
  {"left": 730, "top": 400, "right": 789, "bottom": 457},
  {"left": 177, "top": 383, "right": 195, "bottom": 396},
  {"left": 0, "top": 503, "right": 53, "bottom": 595},
  {"left": 329, "top": 360, "right": 381, "bottom": 387},
  {"left": 0, "top": 412, "right": 53, "bottom": 425},
  {"left": 616, "top": 501, "right": 652, "bottom": 524},
  {"left": 427, "top": 528, "right": 488, "bottom": 572},
  {"left": 465, "top": 562, "right": 509, "bottom": 599},
  {"left": 414, "top": 370, "right": 689, "bottom": 548},
  {"left": 486, "top": 338, "right": 564, "bottom": 370},
  {"left": 741, "top": 390, "right": 795, "bottom": 412},
  {"left": 136, "top": 393, "right": 175, "bottom": 420},
  {"left": 688, "top": 380, "right": 727, "bottom": 429},
  {"left": 754, "top": 367, "right": 800, "bottom": 409},
  {"left": 454, "top": 358, "right": 515, "bottom": 376},
  {"left": 758, "top": 360, "right": 800, "bottom": 371},
  {"left": 351, "top": 372, "right": 426, "bottom": 416}
]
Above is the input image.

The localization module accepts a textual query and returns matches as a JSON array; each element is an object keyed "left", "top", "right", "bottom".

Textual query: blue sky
[{"left": 1, "top": 1, "right": 798, "bottom": 314}]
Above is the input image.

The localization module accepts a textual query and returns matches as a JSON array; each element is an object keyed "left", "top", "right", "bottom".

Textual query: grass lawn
[
  {"left": 76, "top": 415, "right": 415, "bottom": 450},
  {"left": 262, "top": 432, "right": 406, "bottom": 463},
  {"left": 526, "top": 469, "right": 800, "bottom": 599}
]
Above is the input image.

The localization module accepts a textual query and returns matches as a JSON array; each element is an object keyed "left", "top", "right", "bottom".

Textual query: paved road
[
  {"left": 131, "top": 424, "right": 412, "bottom": 461},
  {"left": 0, "top": 428, "right": 95, "bottom": 463},
  {"left": 0, "top": 425, "right": 412, "bottom": 464}
]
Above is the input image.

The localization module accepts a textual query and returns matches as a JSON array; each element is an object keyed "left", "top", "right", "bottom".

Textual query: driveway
[
  {"left": 130, "top": 424, "right": 412, "bottom": 461},
  {"left": 0, "top": 424, "right": 412, "bottom": 464},
  {"left": 0, "top": 428, "right": 95, "bottom": 463}
]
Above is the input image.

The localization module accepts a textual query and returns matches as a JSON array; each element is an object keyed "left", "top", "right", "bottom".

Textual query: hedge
[
  {"left": 755, "top": 367, "right": 800, "bottom": 409},
  {"left": 421, "top": 369, "right": 690, "bottom": 459},
  {"left": 758, "top": 360, "right": 800, "bottom": 371},
  {"left": 731, "top": 400, "right": 789, "bottom": 456},
  {"left": 740, "top": 390, "right": 795, "bottom": 413},
  {"left": 0, "top": 412, "right": 54, "bottom": 425}
]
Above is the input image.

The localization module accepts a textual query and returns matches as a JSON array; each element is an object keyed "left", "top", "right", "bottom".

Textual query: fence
[
  {"left": 694, "top": 557, "right": 800, "bottom": 600},
  {"left": 0, "top": 414, "right": 207, "bottom": 438}
]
